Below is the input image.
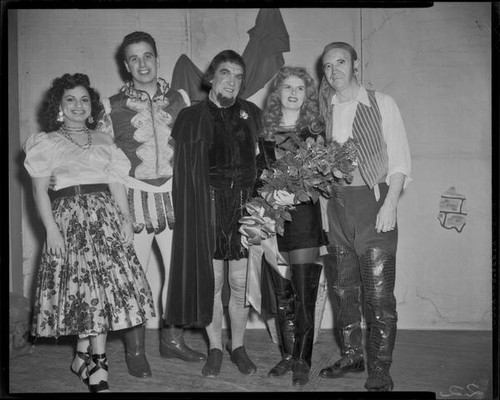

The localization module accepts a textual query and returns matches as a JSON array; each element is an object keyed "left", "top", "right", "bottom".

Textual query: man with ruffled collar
[{"left": 98, "top": 31, "right": 206, "bottom": 379}]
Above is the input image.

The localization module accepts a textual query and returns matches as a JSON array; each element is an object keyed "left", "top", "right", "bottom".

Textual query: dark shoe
[
  {"left": 319, "top": 356, "right": 365, "bottom": 378},
  {"left": 365, "top": 372, "right": 394, "bottom": 391},
  {"left": 268, "top": 354, "right": 293, "bottom": 377},
  {"left": 229, "top": 346, "right": 257, "bottom": 374},
  {"left": 292, "top": 359, "right": 310, "bottom": 386},
  {"left": 160, "top": 327, "right": 206, "bottom": 362},
  {"left": 88, "top": 353, "right": 110, "bottom": 393},
  {"left": 126, "top": 351, "right": 152, "bottom": 378},
  {"left": 124, "top": 325, "right": 152, "bottom": 378},
  {"left": 70, "top": 348, "right": 91, "bottom": 385},
  {"left": 202, "top": 349, "right": 223, "bottom": 377}
]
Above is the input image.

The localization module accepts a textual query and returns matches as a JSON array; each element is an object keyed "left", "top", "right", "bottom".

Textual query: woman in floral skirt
[{"left": 24, "top": 73, "right": 155, "bottom": 393}]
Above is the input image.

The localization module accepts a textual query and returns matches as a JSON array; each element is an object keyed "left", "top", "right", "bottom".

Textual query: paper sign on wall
[{"left": 438, "top": 187, "right": 467, "bottom": 233}]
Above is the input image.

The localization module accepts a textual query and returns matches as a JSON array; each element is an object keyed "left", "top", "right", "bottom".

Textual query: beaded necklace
[{"left": 59, "top": 125, "right": 92, "bottom": 150}]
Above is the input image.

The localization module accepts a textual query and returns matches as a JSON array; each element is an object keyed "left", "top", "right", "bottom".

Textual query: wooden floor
[{"left": 7, "top": 328, "right": 493, "bottom": 399}]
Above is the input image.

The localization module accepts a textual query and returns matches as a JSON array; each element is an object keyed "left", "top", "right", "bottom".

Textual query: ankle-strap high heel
[
  {"left": 88, "top": 353, "right": 109, "bottom": 393},
  {"left": 70, "top": 348, "right": 91, "bottom": 385}
]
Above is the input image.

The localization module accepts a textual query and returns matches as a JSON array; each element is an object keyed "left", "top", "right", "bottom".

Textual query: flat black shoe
[
  {"left": 292, "top": 359, "right": 310, "bottom": 386},
  {"left": 160, "top": 337, "right": 206, "bottom": 362},
  {"left": 202, "top": 349, "right": 223, "bottom": 377},
  {"left": 320, "top": 356, "right": 365, "bottom": 378},
  {"left": 229, "top": 346, "right": 257, "bottom": 374},
  {"left": 268, "top": 355, "right": 293, "bottom": 377}
]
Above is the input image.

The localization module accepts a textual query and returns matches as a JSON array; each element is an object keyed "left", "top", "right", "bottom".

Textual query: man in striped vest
[
  {"left": 318, "top": 42, "right": 411, "bottom": 392},
  {"left": 99, "top": 31, "right": 206, "bottom": 379}
]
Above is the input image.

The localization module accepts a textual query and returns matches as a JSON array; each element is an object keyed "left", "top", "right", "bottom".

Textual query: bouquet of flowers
[
  {"left": 238, "top": 133, "right": 358, "bottom": 314},
  {"left": 241, "top": 133, "right": 359, "bottom": 238}
]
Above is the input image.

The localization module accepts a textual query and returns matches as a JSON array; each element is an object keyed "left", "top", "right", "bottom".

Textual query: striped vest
[
  {"left": 319, "top": 80, "right": 389, "bottom": 189},
  {"left": 352, "top": 89, "right": 388, "bottom": 188}
]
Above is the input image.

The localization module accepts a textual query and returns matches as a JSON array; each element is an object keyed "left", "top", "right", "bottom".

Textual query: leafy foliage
[{"left": 243, "top": 133, "right": 359, "bottom": 236}]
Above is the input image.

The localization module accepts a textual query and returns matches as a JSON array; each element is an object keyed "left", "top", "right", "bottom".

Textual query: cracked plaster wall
[{"left": 13, "top": 4, "right": 491, "bottom": 330}]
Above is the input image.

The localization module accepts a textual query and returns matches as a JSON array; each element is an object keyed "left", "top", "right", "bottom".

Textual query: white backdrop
[{"left": 13, "top": 4, "right": 492, "bottom": 331}]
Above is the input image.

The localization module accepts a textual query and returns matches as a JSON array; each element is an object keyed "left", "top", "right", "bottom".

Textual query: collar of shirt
[
  {"left": 331, "top": 85, "right": 370, "bottom": 107},
  {"left": 121, "top": 77, "right": 170, "bottom": 101}
]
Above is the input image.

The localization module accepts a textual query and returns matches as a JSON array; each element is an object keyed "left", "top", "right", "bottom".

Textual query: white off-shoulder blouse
[{"left": 24, "top": 130, "right": 131, "bottom": 191}]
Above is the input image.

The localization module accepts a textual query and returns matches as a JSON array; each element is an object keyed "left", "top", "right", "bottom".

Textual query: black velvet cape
[{"left": 165, "top": 98, "right": 262, "bottom": 327}]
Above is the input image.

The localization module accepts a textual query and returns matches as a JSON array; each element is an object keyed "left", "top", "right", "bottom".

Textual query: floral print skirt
[{"left": 31, "top": 191, "right": 156, "bottom": 339}]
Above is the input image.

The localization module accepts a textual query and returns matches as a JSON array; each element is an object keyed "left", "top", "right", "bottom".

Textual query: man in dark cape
[{"left": 165, "top": 50, "right": 262, "bottom": 377}]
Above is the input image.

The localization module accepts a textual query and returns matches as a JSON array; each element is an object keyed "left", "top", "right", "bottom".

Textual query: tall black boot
[
  {"left": 159, "top": 325, "right": 206, "bottom": 362},
  {"left": 268, "top": 268, "right": 295, "bottom": 377},
  {"left": 290, "top": 263, "right": 322, "bottom": 386},
  {"left": 360, "top": 248, "right": 397, "bottom": 392},
  {"left": 320, "top": 245, "right": 365, "bottom": 379},
  {"left": 124, "top": 324, "right": 151, "bottom": 378}
]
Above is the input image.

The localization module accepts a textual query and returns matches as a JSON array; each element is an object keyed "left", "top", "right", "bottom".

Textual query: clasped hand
[
  {"left": 121, "top": 221, "right": 134, "bottom": 246},
  {"left": 269, "top": 189, "right": 296, "bottom": 206}
]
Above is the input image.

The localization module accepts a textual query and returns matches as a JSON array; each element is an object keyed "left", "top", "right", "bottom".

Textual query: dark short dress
[{"left": 258, "top": 127, "right": 327, "bottom": 319}]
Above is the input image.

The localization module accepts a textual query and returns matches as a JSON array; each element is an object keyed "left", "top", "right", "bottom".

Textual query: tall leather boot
[
  {"left": 360, "top": 248, "right": 397, "bottom": 392},
  {"left": 268, "top": 268, "right": 295, "bottom": 377},
  {"left": 159, "top": 325, "right": 206, "bottom": 362},
  {"left": 290, "top": 263, "right": 322, "bottom": 386},
  {"left": 124, "top": 324, "right": 151, "bottom": 378},
  {"left": 320, "top": 245, "right": 365, "bottom": 379}
]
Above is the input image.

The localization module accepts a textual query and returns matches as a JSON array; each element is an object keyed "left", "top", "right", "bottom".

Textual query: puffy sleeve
[
  {"left": 23, "top": 132, "right": 55, "bottom": 177},
  {"left": 378, "top": 93, "right": 412, "bottom": 188},
  {"left": 105, "top": 142, "right": 132, "bottom": 184}
]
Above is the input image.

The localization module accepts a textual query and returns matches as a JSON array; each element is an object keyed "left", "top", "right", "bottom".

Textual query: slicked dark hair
[
  {"left": 202, "top": 49, "right": 246, "bottom": 93},
  {"left": 119, "top": 31, "right": 158, "bottom": 62},
  {"left": 322, "top": 41, "right": 358, "bottom": 63},
  {"left": 44, "top": 73, "right": 103, "bottom": 131}
]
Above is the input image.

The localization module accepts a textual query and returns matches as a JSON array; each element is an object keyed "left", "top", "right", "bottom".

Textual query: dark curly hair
[
  {"left": 261, "top": 66, "right": 324, "bottom": 138},
  {"left": 45, "top": 73, "right": 103, "bottom": 132},
  {"left": 201, "top": 49, "right": 246, "bottom": 94}
]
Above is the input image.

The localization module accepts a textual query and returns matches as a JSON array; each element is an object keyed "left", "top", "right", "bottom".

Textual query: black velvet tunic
[
  {"left": 208, "top": 99, "right": 257, "bottom": 190},
  {"left": 207, "top": 99, "right": 258, "bottom": 260}
]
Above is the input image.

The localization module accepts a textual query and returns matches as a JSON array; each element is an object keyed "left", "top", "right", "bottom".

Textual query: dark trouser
[{"left": 326, "top": 183, "right": 398, "bottom": 376}]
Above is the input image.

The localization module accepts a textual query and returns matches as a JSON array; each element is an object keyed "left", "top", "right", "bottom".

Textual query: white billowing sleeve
[{"left": 378, "top": 93, "right": 412, "bottom": 188}]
